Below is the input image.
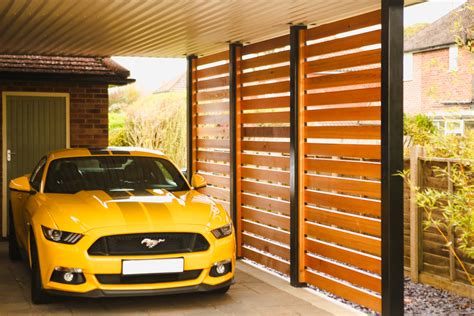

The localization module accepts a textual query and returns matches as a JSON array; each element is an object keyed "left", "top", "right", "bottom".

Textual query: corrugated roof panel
[{"left": 0, "top": 0, "right": 423, "bottom": 57}]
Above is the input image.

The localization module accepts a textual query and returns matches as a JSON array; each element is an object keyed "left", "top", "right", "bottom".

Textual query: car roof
[{"left": 47, "top": 147, "right": 167, "bottom": 160}]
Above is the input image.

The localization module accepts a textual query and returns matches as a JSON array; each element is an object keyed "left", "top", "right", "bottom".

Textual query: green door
[{"left": 6, "top": 95, "right": 68, "bottom": 186}]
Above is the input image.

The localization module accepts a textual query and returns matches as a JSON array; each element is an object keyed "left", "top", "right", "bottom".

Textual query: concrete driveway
[{"left": 0, "top": 242, "right": 360, "bottom": 315}]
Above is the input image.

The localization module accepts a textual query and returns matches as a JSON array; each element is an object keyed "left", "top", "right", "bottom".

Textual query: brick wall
[
  {"left": 0, "top": 79, "right": 109, "bottom": 233},
  {"left": 403, "top": 47, "right": 473, "bottom": 114}
]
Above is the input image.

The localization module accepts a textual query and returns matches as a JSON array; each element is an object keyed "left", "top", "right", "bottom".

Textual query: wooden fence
[
  {"left": 405, "top": 146, "right": 474, "bottom": 298},
  {"left": 190, "top": 9, "right": 387, "bottom": 312}
]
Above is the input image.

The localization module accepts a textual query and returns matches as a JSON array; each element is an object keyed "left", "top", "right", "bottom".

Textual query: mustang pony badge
[{"left": 141, "top": 238, "right": 166, "bottom": 249}]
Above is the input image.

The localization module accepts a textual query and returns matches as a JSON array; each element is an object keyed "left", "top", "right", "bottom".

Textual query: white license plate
[{"left": 122, "top": 258, "right": 184, "bottom": 275}]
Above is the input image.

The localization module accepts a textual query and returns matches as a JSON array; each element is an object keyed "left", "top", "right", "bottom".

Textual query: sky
[{"left": 112, "top": 0, "right": 467, "bottom": 94}]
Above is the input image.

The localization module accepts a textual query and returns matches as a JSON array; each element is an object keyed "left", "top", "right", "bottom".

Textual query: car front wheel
[
  {"left": 8, "top": 207, "right": 21, "bottom": 261},
  {"left": 30, "top": 232, "right": 51, "bottom": 304}
]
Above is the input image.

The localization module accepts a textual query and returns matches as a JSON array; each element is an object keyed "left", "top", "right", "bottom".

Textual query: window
[
  {"left": 404, "top": 52, "right": 413, "bottom": 81},
  {"left": 30, "top": 157, "right": 47, "bottom": 191},
  {"left": 444, "top": 120, "right": 464, "bottom": 135},
  {"left": 44, "top": 156, "right": 189, "bottom": 194},
  {"left": 449, "top": 45, "right": 458, "bottom": 71}
]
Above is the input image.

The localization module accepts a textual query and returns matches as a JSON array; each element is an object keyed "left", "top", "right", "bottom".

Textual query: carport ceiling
[{"left": 0, "top": 0, "right": 422, "bottom": 57}]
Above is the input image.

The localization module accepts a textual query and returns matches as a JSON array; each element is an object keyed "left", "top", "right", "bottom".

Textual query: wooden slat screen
[
  {"left": 238, "top": 35, "right": 292, "bottom": 276},
  {"left": 302, "top": 10, "right": 382, "bottom": 312},
  {"left": 189, "top": 9, "right": 387, "bottom": 313},
  {"left": 194, "top": 51, "right": 231, "bottom": 211}
]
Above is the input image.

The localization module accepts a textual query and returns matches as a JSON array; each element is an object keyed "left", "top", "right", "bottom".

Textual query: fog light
[
  {"left": 210, "top": 259, "right": 232, "bottom": 277},
  {"left": 50, "top": 267, "right": 85, "bottom": 285},
  {"left": 63, "top": 272, "right": 74, "bottom": 282}
]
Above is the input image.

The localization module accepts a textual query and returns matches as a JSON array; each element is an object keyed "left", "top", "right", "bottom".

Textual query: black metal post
[
  {"left": 381, "top": 0, "right": 404, "bottom": 315},
  {"left": 289, "top": 24, "right": 306, "bottom": 287},
  {"left": 229, "top": 43, "right": 242, "bottom": 249},
  {"left": 186, "top": 55, "right": 197, "bottom": 183}
]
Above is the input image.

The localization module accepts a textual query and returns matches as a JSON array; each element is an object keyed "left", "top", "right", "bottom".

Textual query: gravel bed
[{"left": 404, "top": 277, "right": 474, "bottom": 315}]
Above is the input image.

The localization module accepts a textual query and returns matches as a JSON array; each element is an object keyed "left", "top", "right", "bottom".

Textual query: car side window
[{"left": 30, "top": 157, "right": 47, "bottom": 191}]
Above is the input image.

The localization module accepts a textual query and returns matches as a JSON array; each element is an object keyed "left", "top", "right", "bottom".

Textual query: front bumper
[
  {"left": 46, "top": 279, "right": 234, "bottom": 298},
  {"left": 34, "top": 224, "right": 236, "bottom": 295}
]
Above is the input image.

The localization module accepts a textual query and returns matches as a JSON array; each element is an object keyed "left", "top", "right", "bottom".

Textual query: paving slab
[{"left": 0, "top": 241, "right": 361, "bottom": 315}]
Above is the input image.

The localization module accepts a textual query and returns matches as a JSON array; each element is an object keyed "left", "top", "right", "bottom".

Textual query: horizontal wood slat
[
  {"left": 305, "top": 30, "right": 381, "bottom": 58},
  {"left": 242, "top": 111, "right": 290, "bottom": 124},
  {"left": 305, "top": 106, "right": 380, "bottom": 123},
  {"left": 199, "top": 186, "right": 230, "bottom": 201},
  {"left": 242, "top": 153, "right": 289, "bottom": 169},
  {"left": 241, "top": 81, "right": 290, "bottom": 97},
  {"left": 242, "top": 50, "right": 290, "bottom": 69},
  {"left": 196, "top": 102, "right": 229, "bottom": 113},
  {"left": 242, "top": 34, "right": 290, "bottom": 55},
  {"left": 304, "top": 271, "right": 381, "bottom": 312},
  {"left": 241, "top": 167, "right": 290, "bottom": 184},
  {"left": 242, "top": 206, "right": 290, "bottom": 230},
  {"left": 243, "top": 126, "right": 290, "bottom": 138},
  {"left": 196, "top": 63, "right": 228, "bottom": 78},
  {"left": 305, "top": 238, "right": 381, "bottom": 275},
  {"left": 196, "top": 51, "right": 228, "bottom": 66},
  {"left": 305, "top": 190, "right": 381, "bottom": 217},
  {"left": 241, "top": 96, "right": 290, "bottom": 110},
  {"left": 242, "top": 220, "right": 290, "bottom": 245},
  {"left": 305, "top": 49, "right": 381, "bottom": 74},
  {"left": 197, "top": 150, "right": 230, "bottom": 162},
  {"left": 305, "top": 68, "right": 381, "bottom": 90},
  {"left": 305, "top": 222, "right": 381, "bottom": 256},
  {"left": 305, "top": 125, "right": 380, "bottom": 140},
  {"left": 196, "top": 75, "right": 229, "bottom": 90},
  {"left": 241, "top": 180, "right": 290, "bottom": 200},
  {"left": 304, "top": 143, "right": 380, "bottom": 159},
  {"left": 241, "top": 66, "right": 290, "bottom": 83},
  {"left": 243, "top": 233, "right": 290, "bottom": 261},
  {"left": 242, "top": 246, "right": 290, "bottom": 275},
  {"left": 242, "top": 193, "right": 290, "bottom": 216},
  {"left": 304, "top": 87, "right": 381, "bottom": 106},
  {"left": 196, "top": 126, "right": 229, "bottom": 138},
  {"left": 305, "top": 254, "right": 381, "bottom": 293},
  {"left": 197, "top": 139, "right": 229, "bottom": 149},
  {"left": 305, "top": 206, "right": 381, "bottom": 237},
  {"left": 304, "top": 158, "right": 381, "bottom": 179},
  {"left": 305, "top": 10, "right": 381, "bottom": 41},
  {"left": 198, "top": 173, "right": 230, "bottom": 188},
  {"left": 197, "top": 114, "right": 229, "bottom": 125},
  {"left": 196, "top": 161, "right": 230, "bottom": 175},
  {"left": 305, "top": 174, "right": 381, "bottom": 199},
  {"left": 242, "top": 141, "right": 290, "bottom": 153},
  {"left": 197, "top": 89, "right": 229, "bottom": 102}
]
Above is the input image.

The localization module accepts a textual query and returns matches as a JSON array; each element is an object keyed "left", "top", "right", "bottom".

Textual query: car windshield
[{"left": 44, "top": 156, "right": 189, "bottom": 194}]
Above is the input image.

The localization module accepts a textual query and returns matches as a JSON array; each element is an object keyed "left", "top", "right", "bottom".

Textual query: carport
[{"left": 0, "top": 0, "right": 418, "bottom": 314}]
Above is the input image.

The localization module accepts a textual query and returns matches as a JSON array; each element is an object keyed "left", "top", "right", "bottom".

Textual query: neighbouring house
[
  {"left": 154, "top": 72, "right": 186, "bottom": 94},
  {"left": 404, "top": 0, "right": 474, "bottom": 134},
  {"left": 0, "top": 55, "right": 134, "bottom": 230}
]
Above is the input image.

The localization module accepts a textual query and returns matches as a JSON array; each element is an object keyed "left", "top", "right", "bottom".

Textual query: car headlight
[
  {"left": 41, "top": 226, "right": 83, "bottom": 244},
  {"left": 211, "top": 224, "right": 233, "bottom": 239}
]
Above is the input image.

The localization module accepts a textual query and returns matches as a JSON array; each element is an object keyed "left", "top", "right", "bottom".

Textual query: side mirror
[
  {"left": 9, "top": 176, "right": 34, "bottom": 194},
  {"left": 191, "top": 174, "right": 207, "bottom": 190}
]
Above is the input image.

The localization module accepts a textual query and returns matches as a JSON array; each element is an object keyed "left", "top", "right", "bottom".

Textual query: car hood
[{"left": 41, "top": 189, "right": 229, "bottom": 233}]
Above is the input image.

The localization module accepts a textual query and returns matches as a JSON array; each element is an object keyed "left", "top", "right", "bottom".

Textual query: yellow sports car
[{"left": 8, "top": 148, "right": 235, "bottom": 304}]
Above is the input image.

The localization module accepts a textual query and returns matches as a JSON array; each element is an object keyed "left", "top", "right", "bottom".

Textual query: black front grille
[
  {"left": 88, "top": 233, "right": 210, "bottom": 256},
  {"left": 96, "top": 270, "right": 202, "bottom": 284}
]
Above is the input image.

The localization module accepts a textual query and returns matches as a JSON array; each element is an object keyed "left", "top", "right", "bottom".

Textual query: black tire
[
  {"left": 210, "top": 285, "right": 230, "bottom": 294},
  {"left": 30, "top": 232, "right": 51, "bottom": 305},
  {"left": 8, "top": 207, "right": 21, "bottom": 261}
]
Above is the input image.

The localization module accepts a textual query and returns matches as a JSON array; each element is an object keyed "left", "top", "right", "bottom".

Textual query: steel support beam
[
  {"left": 186, "top": 55, "right": 197, "bottom": 183},
  {"left": 381, "top": 0, "right": 404, "bottom": 315}
]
